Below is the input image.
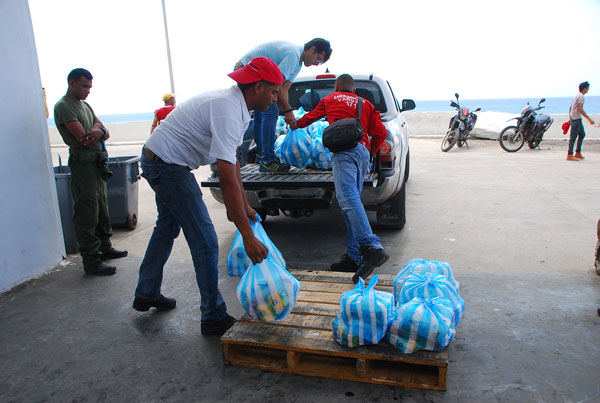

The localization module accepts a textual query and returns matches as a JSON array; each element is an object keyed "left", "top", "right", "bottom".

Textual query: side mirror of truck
[{"left": 400, "top": 99, "right": 416, "bottom": 112}]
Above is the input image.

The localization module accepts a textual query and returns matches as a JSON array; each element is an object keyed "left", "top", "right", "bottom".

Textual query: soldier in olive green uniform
[{"left": 54, "top": 68, "right": 128, "bottom": 275}]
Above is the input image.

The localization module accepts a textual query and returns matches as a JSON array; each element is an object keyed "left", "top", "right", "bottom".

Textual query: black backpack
[{"left": 322, "top": 97, "right": 363, "bottom": 153}]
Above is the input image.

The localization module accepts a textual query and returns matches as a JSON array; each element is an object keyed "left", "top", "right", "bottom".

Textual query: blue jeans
[
  {"left": 254, "top": 102, "right": 280, "bottom": 164},
  {"left": 136, "top": 154, "right": 227, "bottom": 323},
  {"left": 569, "top": 119, "right": 585, "bottom": 154},
  {"left": 332, "top": 144, "right": 383, "bottom": 264}
]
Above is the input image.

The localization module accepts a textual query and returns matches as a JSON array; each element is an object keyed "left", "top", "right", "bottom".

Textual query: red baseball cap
[{"left": 228, "top": 56, "right": 284, "bottom": 86}]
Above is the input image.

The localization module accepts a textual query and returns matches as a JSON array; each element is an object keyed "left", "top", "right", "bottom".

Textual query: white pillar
[{"left": 0, "top": 0, "right": 65, "bottom": 292}]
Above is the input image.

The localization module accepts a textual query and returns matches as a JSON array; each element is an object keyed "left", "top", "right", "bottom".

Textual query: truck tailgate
[{"left": 200, "top": 164, "right": 375, "bottom": 190}]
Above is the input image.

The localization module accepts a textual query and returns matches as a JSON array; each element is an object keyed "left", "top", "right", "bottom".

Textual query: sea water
[{"left": 415, "top": 96, "right": 599, "bottom": 115}]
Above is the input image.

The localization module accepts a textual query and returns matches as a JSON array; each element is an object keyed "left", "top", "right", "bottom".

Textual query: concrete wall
[
  {"left": 49, "top": 121, "right": 152, "bottom": 146},
  {"left": 0, "top": 0, "right": 65, "bottom": 292}
]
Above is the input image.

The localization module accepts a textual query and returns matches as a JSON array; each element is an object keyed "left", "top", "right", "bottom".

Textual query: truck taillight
[{"left": 379, "top": 141, "right": 392, "bottom": 162}]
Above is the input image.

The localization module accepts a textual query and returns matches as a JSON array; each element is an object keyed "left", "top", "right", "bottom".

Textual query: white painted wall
[{"left": 0, "top": 0, "right": 65, "bottom": 292}]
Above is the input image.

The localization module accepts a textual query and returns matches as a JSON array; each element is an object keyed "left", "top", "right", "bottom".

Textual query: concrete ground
[{"left": 2, "top": 138, "right": 599, "bottom": 402}]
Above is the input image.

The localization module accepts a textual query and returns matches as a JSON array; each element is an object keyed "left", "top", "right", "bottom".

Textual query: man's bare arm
[
  {"left": 578, "top": 103, "right": 595, "bottom": 125},
  {"left": 217, "top": 159, "right": 268, "bottom": 263},
  {"left": 64, "top": 120, "right": 104, "bottom": 147}
]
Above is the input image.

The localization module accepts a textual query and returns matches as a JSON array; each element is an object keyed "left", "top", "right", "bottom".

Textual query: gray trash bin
[
  {"left": 54, "top": 165, "right": 79, "bottom": 254},
  {"left": 53, "top": 155, "right": 140, "bottom": 254},
  {"left": 106, "top": 156, "right": 140, "bottom": 230}
]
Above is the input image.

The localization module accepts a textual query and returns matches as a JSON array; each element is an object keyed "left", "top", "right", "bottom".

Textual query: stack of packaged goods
[{"left": 332, "top": 259, "right": 464, "bottom": 354}]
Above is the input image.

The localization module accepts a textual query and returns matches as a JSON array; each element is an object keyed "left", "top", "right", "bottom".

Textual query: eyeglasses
[
  {"left": 315, "top": 53, "right": 325, "bottom": 65},
  {"left": 316, "top": 59, "right": 323, "bottom": 65}
]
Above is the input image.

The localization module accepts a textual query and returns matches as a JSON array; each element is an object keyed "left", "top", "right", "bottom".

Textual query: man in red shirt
[
  {"left": 150, "top": 93, "right": 176, "bottom": 134},
  {"left": 293, "top": 74, "right": 389, "bottom": 283}
]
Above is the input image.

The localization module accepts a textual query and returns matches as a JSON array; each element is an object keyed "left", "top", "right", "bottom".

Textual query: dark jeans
[
  {"left": 135, "top": 154, "right": 227, "bottom": 323},
  {"left": 254, "top": 102, "right": 280, "bottom": 164},
  {"left": 69, "top": 149, "right": 112, "bottom": 267},
  {"left": 569, "top": 119, "right": 585, "bottom": 155}
]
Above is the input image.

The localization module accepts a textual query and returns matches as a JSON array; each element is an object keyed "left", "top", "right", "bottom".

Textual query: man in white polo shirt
[{"left": 133, "top": 57, "right": 283, "bottom": 336}]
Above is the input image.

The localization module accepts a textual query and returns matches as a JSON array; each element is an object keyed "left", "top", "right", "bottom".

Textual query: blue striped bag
[
  {"left": 226, "top": 215, "right": 286, "bottom": 277},
  {"left": 274, "top": 134, "right": 286, "bottom": 161},
  {"left": 309, "top": 136, "right": 332, "bottom": 170},
  {"left": 279, "top": 128, "right": 313, "bottom": 168},
  {"left": 385, "top": 296, "right": 456, "bottom": 353},
  {"left": 397, "top": 272, "right": 464, "bottom": 325},
  {"left": 394, "top": 259, "right": 459, "bottom": 296},
  {"left": 332, "top": 275, "right": 396, "bottom": 347},
  {"left": 236, "top": 256, "right": 300, "bottom": 322}
]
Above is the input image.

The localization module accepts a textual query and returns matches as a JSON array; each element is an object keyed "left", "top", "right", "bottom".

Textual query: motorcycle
[
  {"left": 441, "top": 93, "right": 481, "bottom": 152},
  {"left": 498, "top": 98, "right": 553, "bottom": 152}
]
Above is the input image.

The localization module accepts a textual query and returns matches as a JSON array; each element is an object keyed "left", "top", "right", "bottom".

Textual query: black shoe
[
  {"left": 259, "top": 161, "right": 290, "bottom": 173},
  {"left": 330, "top": 254, "right": 359, "bottom": 272},
  {"left": 352, "top": 246, "right": 389, "bottom": 284},
  {"left": 84, "top": 261, "right": 117, "bottom": 276},
  {"left": 201, "top": 314, "right": 237, "bottom": 336},
  {"left": 133, "top": 294, "right": 176, "bottom": 312},
  {"left": 101, "top": 247, "right": 128, "bottom": 260}
]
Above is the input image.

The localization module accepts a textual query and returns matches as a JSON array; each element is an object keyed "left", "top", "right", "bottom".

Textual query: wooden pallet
[{"left": 221, "top": 270, "right": 449, "bottom": 391}]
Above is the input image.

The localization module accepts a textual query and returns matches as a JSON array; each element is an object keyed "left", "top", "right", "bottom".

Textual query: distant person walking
[
  {"left": 567, "top": 81, "right": 594, "bottom": 161},
  {"left": 235, "top": 38, "right": 332, "bottom": 172},
  {"left": 53, "top": 68, "right": 128, "bottom": 276},
  {"left": 133, "top": 57, "right": 283, "bottom": 336},
  {"left": 293, "top": 74, "right": 389, "bottom": 283},
  {"left": 150, "top": 93, "right": 176, "bottom": 134}
]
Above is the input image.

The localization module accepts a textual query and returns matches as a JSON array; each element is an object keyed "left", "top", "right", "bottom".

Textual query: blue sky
[{"left": 29, "top": 0, "right": 600, "bottom": 115}]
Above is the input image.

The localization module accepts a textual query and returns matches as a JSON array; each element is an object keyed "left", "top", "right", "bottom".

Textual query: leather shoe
[
  {"left": 133, "top": 294, "right": 176, "bottom": 312},
  {"left": 101, "top": 247, "right": 128, "bottom": 260},
  {"left": 201, "top": 314, "right": 237, "bottom": 336},
  {"left": 84, "top": 261, "right": 116, "bottom": 276},
  {"left": 330, "top": 254, "right": 358, "bottom": 272},
  {"left": 352, "top": 246, "right": 389, "bottom": 284}
]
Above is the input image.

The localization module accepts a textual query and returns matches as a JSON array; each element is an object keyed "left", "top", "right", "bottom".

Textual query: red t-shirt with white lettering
[{"left": 296, "top": 91, "right": 387, "bottom": 153}]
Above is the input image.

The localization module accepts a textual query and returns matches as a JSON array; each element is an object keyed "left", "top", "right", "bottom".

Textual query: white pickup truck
[{"left": 201, "top": 73, "right": 415, "bottom": 229}]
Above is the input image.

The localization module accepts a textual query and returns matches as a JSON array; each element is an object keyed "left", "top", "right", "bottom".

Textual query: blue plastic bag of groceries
[
  {"left": 274, "top": 134, "right": 286, "bottom": 162},
  {"left": 385, "top": 296, "right": 456, "bottom": 353},
  {"left": 226, "top": 215, "right": 286, "bottom": 277},
  {"left": 332, "top": 275, "right": 396, "bottom": 347},
  {"left": 279, "top": 128, "right": 312, "bottom": 168},
  {"left": 236, "top": 254, "right": 300, "bottom": 322},
  {"left": 397, "top": 272, "right": 464, "bottom": 325},
  {"left": 310, "top": 136, "right": 332, "bottom": 170},
  {"left": 393, "top": 259, "right": 459, "bottom": 296}
]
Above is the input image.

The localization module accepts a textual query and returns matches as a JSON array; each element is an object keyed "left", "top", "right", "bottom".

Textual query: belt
[{"left": 142, "top": 146, "right": 162, "bottom": 161}]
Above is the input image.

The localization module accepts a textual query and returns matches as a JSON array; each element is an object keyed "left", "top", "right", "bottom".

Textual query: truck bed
[{"left": 200, "top": 164, "right": 375, "bottom": 190}]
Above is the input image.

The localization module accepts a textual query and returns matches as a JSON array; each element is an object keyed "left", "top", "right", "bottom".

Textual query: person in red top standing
[
  {"left": 293, "top": 74, "right": 389, "bottom": 283},
  {"left": 150, "top": 93, "right": 176, "bottom": 134}
]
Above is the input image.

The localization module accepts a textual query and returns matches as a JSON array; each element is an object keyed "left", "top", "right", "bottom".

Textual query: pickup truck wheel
[{"left": 376, "top": 181, "right": 406, "bottom": 230}]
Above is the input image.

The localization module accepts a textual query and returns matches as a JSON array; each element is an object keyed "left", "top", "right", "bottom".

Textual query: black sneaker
[
  {"left": 352, "top": 246, "right": 389, "bottom": 284},
  {"left": 100, "top": 247, "right": 128, "bottom": 260},
  {"left": 330, "top": 254, "right": 359, "bottom": 272},
  {"left": 133, "top": 294, "right": 176, "bottom": 312},
  {"left": 201, "top": 314, "right": 237, "bottom": 336},
  {"left": 259, "top": 161, "right": 290, "bottom": 173},
  {"left": 84, "top": 261, "right": 117, "bottom": 276}
]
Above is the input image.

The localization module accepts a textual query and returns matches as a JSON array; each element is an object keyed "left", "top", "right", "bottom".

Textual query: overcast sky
[{"left": 29, "top": 0, "right": 600, "bottom": 116}]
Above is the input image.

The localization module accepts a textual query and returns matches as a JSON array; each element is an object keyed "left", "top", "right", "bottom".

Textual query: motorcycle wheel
[
  {"left": 441, "top": 129, "right": 459, "bottom": 152},
  {"left": 528, "top": 140, "right": 540, "bottom": 149},
  {"left": 499, "top": 126, "right": 525, "bottom": 152}
]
